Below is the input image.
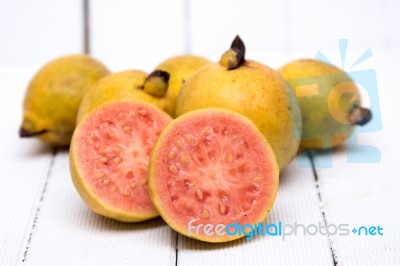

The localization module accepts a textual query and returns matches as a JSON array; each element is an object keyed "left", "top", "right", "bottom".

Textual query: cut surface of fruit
[
  {"left": 149, "top": 108, "right": 279, "bottom": 242},
  {"left": 70, "top": 99, "right": 172, "bottom": 222}
]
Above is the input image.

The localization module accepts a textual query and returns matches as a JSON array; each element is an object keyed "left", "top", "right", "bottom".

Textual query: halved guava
[
  {"left": 70, "top": 99, "right": 172, "bottom": 222},
  {"left": 149, "top": 108, "right": 279, "bottom": 242}
]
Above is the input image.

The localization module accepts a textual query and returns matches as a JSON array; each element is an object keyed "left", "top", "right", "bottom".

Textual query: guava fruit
[
  {"left": 20, "top": 54, "right": 110, "bottom": 146},
  {"left": 175, "top": 36, "right": 302, "bottom": 171},
  {"left": 155, "top": 55, "right": 210, "bottom": 117},
  {"left": 70, "top": 99, "right": 172, "bottom": 222},
  {"left": 278, "top": 59, "right": 372, "bottom": 150},
  {"left": 77, "top": 70, "right": 172, "bottom": 122},
  {"left": 149, "top": 108, "right": 279, "bottom": 242}
]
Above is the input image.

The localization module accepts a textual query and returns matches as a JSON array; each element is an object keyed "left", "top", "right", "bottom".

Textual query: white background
[{"left": 0, "top": 0, "right": 399, "bottom": 265}]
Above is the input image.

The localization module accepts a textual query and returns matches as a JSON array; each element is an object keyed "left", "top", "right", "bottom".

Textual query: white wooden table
[{"left": 1, "top": 0, "right": 399, "bottom": 265}]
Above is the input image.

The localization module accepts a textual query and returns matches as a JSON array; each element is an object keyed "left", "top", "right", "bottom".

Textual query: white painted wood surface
[{"left": 1, "top": 0, "right": 399, "bottom": 265}]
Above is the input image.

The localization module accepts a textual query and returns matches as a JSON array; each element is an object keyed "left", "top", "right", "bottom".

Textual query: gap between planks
[
  {"left": 21, "top": 148, "right": 58, "bottom": 263},
  {"left": 308, "top": 151, "right": 338, "bottom": 266},
  {"left": 22, "top": 0, "right": 89, "bottom": 262},
  {"left": 83, "top": 0, "right": 91, "bottom": 54}
]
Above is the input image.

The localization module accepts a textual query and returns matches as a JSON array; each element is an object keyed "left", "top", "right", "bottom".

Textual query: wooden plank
[
  {"left": 311, "top": 148, "right": 400, "bottom": 265},
  {"left": 0, "top": 0, "right": 83, "bottom": 264},
  {"left": 90, "top": 0, "right": 186, "bottom": 72},
  {"left": 310, "top": 49, "right": 400, "bottom": 265},
  {"left": 21, "top": 1, "right": 181, "bottom": 264},
  {"left": 177, "top": 157, "right": 334, "bottom": 265},
  {"left": 180, "top": 2, "right": 334, "bottom": 264},
  {"left": 0, "top": 66, "right": 55, "bottom": 266},
  {"left": 24, "top": 151, "right": 177, "bottom": 265}
]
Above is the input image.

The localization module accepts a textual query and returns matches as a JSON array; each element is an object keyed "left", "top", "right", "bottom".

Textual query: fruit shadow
[
  {"left": 85, "top": 209, "right": 261, "bottom": 250},
  {"left": 17, "top": 141, "right": 54, "bottom": 158},
  {"left": 17, "top": 142, "right": 71, "bottom": 158},
  {"left": 177, "top": 229, "right": 263, "bottom": 250},
  {"left": 175, "top": 219, "right": 276, "bottom": 251},
  {"left": 286, "top": 144, "right": 349, "bottom": 172},
  {"left": 81, "top": 210, "right": 174, "bottom": 243},
  {"left": 85, "top": 211, "right": 168, "bottom": 232}
]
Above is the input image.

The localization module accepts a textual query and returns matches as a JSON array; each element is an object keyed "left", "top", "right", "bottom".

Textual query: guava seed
[
  {"left": 98, "top": 157, "right": 108, "bottom": 164},
  {"left": 201, "top": 209, "right": 210, "bottom": 219},
  {"left": 225, "top": 153, "right": 234, "bottom": 163},
  {"left": 176, "top": 140, "right": 184, "bottom": 149},
  {"left": 121, "top": 187, "right": 131, "bottom": 197},
  {"left": 96, "top": 172, "right": 105, "bottom": 179},
  {"left": 253, "top": 176, "right": 261, "bottom": 183},
  {"left": 169, "top": 165, "right": 179, "bottom": 175},
  {"left": 129, "top": 181, "right": 137, "bottom": 189},
  {"left": 123, "top": 126, "right": 132, "bottom": 133},
  {"left": 180, "top": 155, "right": 189, "bottom": 166},
  {"left": 218, "top": 203, "right": 227, "bottom": 214},
  {"left": 113, "top": 146, "right": 121, "bottom": 153},
  {"left": 139, "top": 109, "right": 147, "bottom": 116},
  {"left": 195, "top": 189, "right": 204, "bottom": 201},
  {"left": 140, "top": 178, "right": 148, "bottom": 186},
  {"left": 114, "top": 157, "right": 122, "bottom": 165},
  {"left": 184, "top": 134, "right": 193, "bottom": 143},
  {"left": 168, "top": 151, "right": 175, "bottom": 159}
]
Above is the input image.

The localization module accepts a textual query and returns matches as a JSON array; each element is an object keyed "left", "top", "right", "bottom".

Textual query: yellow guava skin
[
  {"left": 155, "top": 55, "right": 210, "bottom": 117},
  {"left": 278, "top": 59, "right": 361, "bottom": 150},
  {"left": 77, "top": 70, "right": 172, "bottom": 122},
  {"left": 21, "top": 54, "right": 110, "bottom": 146},
  {"left": 175, "top": 60, "right": 302, "bottom": 171}
]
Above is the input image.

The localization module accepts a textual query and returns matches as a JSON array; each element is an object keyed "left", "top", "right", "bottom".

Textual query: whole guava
[
  {"left": 77, "top": 70, "right": 172, "bottom": 122},
  {"left": 20, "top": 54, "right": 110, "bottom": 146},
  {"left": 278, "top": 59, "right": 371, "bottom": 150},
  {"left": 155, "top": 55, "right": 210, "bottom": 117},
  {"left": 175, "top": 36, "right": 302, "bottom": 171}
]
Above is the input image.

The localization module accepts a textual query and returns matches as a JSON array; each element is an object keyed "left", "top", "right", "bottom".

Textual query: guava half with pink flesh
[
  {"left": 149, "top": 108, "right": 279, "bottom": 242},
  {"left": 70, "top": 99, "right": 172, "bottom": 222}
]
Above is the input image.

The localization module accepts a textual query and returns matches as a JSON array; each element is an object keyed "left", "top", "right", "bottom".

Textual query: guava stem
[
  {"left": 19, "top": 127, "right": 47, "bottom": 137},
  {"left": 349, "top": 107, "right": 372, "bottom": 126},
  {"left": 143, "top": 70, "right": 170, "bottom": 98},
  {"left": 219, "top": 35, "right": 246, "bottom": 70}
]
